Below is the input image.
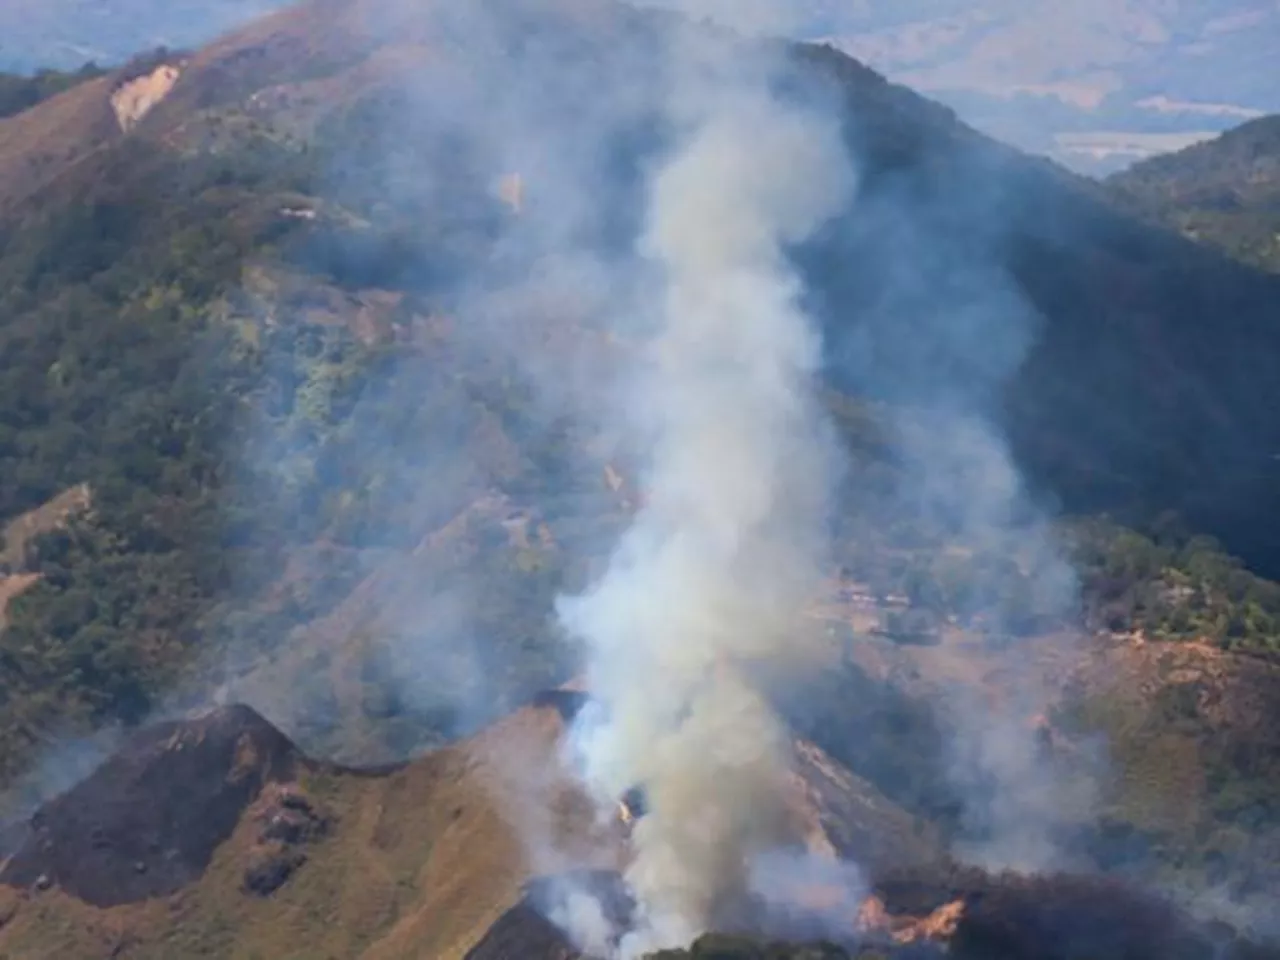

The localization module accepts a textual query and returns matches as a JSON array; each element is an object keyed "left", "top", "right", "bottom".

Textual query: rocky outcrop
[{"left": 109, "top": 63, "right": 181, "bottom": 131}]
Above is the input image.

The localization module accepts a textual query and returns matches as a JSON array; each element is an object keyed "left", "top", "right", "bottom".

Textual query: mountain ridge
[
  {"left": 0, "top": 698, "right": 947, "bottom": 958},
  {"left": 812, "top": 1, "right": 1280, "bottom": 172},
  {"left": 1106, "top": 114, "right": 1280, "bottom": 272},
  {"left": 0, "top": 0, "right": 1278, "bottom": 953},
  {"left": 0, "top": 699, "right": 1276, "bottom": 959},
  {"left": 3, "top": 0, "right": 1278, "bottom": 567}
]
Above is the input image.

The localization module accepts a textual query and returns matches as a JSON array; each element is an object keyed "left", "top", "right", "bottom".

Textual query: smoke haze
[
  {"left": 243, "top": 0, "right": 1096, "bottom": 941},
  {"left": 0, "top": 0, "right": 1129, "bottom": 945},
  {"left": 552, "top": 16, "right": 857, "bottom": 953}
]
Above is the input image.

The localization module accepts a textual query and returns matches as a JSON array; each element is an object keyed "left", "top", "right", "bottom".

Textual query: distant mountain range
[
  {"left": 3, "top": 1, "right": 1277, "bottom": 175},
  {"left": 0, "top": 0, "right": 284, "bottom": 71},
  {"left": 808, "top": 0, "right": 1280, "bottom": 172}
]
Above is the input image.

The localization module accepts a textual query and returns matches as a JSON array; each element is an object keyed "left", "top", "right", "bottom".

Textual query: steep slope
[
  {"left": 0, "top": 700, "right": 600, "bottom": 959},
  {"left": 465, "top": 862, "right": 1280, "bottom": 960},
  {"left": 0, "top": 698, "right": 942, "bottom": 959},
  {"left": 1064, "top": 636, "right": 1280, "bottom": 889},
  {"left": 0, "top": 68, "right": 123, "bottom": 215},
  {"left": 0, "top": 704, "right": 301, "bottom": 905},
  {"left": 1107, "top": 115, "right": 1280, "bottom": 272},
  {"left": 0, "top": 0, "right": 1279, "bottom": 928},
  {"left": 0, "top": 64, "right": 108, "bottom": 119},
  {"left": 4, "top": 2, "right": 1275, "bottom": 173},
  {"left": 3, "top": 698, "right": 1275, "bottom": 960},
  {"left": 805, "top": 44, "right": 1280, "bottom": 579}
]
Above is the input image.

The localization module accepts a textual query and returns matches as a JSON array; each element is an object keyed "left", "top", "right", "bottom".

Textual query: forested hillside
[
  {"left": 0, "top": 119, "right": 588, "bottom": 789},
  {"left": 1107, "top": 115, "right": 1280, "bottom": 272}
]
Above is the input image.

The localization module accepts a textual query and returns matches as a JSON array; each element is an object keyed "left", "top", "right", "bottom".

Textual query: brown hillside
[
  {"left": 0, "top": 73, "right": 120, "bottom": 215},
  {"left": 0, "top": 694, "right": 937, "bottom": 959},
  {"left": 0, "top": 704, "right": 300, "bottom": 906},
  {"left": 0, "top": 0, "right": 624, "bottom": 217},
  {"left": 0, "top": 0, "right": 368, "bottom": 217},
  {"left": 0, "top": 699, "right": 586, "bottom": 959},
  {"left": 799, "top": 585, "right": 1280, "bottom": 912},
  {"left": 219, "top": 488, "right": 576, "bottom": 765},
  {"left": 1065, "top": 635, "right": 1280, "bottom": 879}
]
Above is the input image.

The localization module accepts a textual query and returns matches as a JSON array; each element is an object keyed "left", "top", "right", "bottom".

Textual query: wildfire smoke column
[{"left": 556, "top": 46, "right": 857, "bottom": 957}]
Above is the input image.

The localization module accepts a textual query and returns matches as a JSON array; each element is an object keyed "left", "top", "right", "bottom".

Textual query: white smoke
[
  {"left": 556, "top": 33, "right": 857, "bottom": 956},
  {"left": 549, "top": 884, "right": 618, "bottom": 958},
  {"left": 747, "top": 850, "right": 869, "bottom": 943}
]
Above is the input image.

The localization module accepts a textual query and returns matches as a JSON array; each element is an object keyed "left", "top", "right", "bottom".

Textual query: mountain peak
[{"left": 0, "top": 704, "right": 300, "bottom": 906}]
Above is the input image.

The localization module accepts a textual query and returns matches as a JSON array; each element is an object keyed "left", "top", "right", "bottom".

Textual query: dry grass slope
[
  {"left": 0, "top": 702, "right": 579, "bottom": 959},
  {"left": 0, "top": 693, "right": 946, "bottom": 960}
]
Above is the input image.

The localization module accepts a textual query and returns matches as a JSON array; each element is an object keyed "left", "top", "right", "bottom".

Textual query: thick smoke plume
[{"left": 556, "top": 29, "right": 856, "bottom": 955}]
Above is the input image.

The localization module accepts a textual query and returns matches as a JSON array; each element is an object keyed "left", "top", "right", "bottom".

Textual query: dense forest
[{"left": 0, "top": 134, "right": 315, "bottom": 779}]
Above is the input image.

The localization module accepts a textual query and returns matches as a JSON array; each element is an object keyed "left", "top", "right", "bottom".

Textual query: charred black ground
[
  {"left": 0, "top": 704, "right": 300, "bottom": 906},
  {"left": 471, "top": 865, "right": 1280, "bottom": 960},
  {"left": 0, "top": 692, "right": 596, "bottom": 913},
  {"left": 465, "top": 871, "right": 640, "bottom": 960},
  {"left": 874, "top": 865, "right": 1280, "bottom": 960},
  {"left": 529, "top": 688, "right": 591, "bottom": 725},
  {"left": 465, "top": 901, "right": 580, "bottom": 960},
  {"left": 464, "top": 881, "right": 593, "bottom": 960},
  {"left": 2, "top": 699, "right": 1279, "bottom": 960}
]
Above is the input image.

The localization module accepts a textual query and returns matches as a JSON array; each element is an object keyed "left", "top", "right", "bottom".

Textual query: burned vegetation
[
  {"left": 0, "top": 699, "right": 1275, "bottom": 960},
  {"left": 466, "top": 863, "right": 1280, "bottom": 960},
  {"left": 0, "top": 705, "right": 302, "bottom": 906}
]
